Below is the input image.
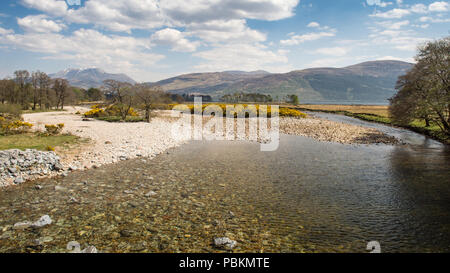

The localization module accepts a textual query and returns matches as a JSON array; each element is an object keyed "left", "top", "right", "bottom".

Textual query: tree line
[
  {"left": 220, "top": 92, "right": 299, "bottom": 105},
  {"left": 0, "top": 70, "right": 104, "bottom": 111}
]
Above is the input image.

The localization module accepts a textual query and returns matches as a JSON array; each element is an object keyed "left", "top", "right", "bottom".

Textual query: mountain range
[
  {"left": 50, "top": 68, "right": 136, "bottom": 89},
  {"left": 51, "top": 60, "right": 413, "bottom": 103}
]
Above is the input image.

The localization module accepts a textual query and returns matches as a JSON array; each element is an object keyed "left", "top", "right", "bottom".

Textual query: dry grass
[{"left": 296, "top": 104, "right": 390, "bottom": 117}]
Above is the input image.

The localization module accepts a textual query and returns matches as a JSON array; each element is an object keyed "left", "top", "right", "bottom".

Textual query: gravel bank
[
  {"left": 17, "top": 107, "right": 190, "bottom": 184},
  {"left": 280, "top": 117, "right": 399, "bottom": 144}
]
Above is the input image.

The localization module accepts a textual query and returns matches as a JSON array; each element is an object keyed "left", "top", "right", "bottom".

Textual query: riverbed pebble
[{"left": 214, "top": 237, "right": 237, "bottom": 250}]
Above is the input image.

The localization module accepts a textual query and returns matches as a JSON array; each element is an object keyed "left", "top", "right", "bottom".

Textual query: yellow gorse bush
[
  {"left": 45, "top": 123, "right": 65, "bottom": 135},
  {"left": 84, "top": 107, "right": 105, "bottom": 118},
  {"left": 169, "top": 103, "right": 307, "bottom": 118},
  {"left": 84, "top": 104, "right": 139, "bottom": 118},
  {"left": 1, "top": 120, "right": 34, "bottom": 134}
]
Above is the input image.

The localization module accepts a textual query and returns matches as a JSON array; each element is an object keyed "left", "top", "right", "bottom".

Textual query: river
[{"left": 0, "top": 113, "right": 449, "bottom": 253}]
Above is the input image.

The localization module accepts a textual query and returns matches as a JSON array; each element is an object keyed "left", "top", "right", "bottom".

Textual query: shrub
[
  {"left": 46, "top": 145, "right": 55, "bottom": 151},
  {"left": 104, "top": 105, "right": 139, "bottom": 117},
  {"left": 84, "top": 107, "right": 106, "bottom": 118},
  {"left": 168, "top": 103, "right": 307, "bottom": 118},
  {"left": 45, "top": 123, "right": 65, "bottom": 135},
  {"left": 1, "top": 120, "right": 33, "bottom": 134},
  {"left": 84, "top": 104, "right": 139, "bottom": 119},
  {"left": 279, "top": 108, "right": 307, "bottom": 118},
  {"left": 0, "top": 104, "right": 22, "bottom": 118}
]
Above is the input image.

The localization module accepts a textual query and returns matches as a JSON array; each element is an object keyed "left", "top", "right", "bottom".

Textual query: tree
[
  {"left": 87, "top": 87, "right": 103, "bottom": 101},
  {"left": 0, "top": 79, "right": 16, "bottom": 105},
  {"left": 135, "top": 84, "right": 164, "bottom": 122},
  {"left": 287, "top": 94, "right": 299, "bottom": 105},
  {"left": 53, "top": 78, "right": 69, "bottom": 110},
  {"left": 31, "top": 71, "right": 40, "bottom": 110},
  {"left": 38, "top": 72, "right": 52, "bottom": 109},
  {"left": 390, "top": 36, "right": 450, "bottom": 135},
  {"left": 104, "top": 79, "right": 134, "bottom": 120},
  {"left": 14, "top": 70, "right": 30, "bottom": 109}
]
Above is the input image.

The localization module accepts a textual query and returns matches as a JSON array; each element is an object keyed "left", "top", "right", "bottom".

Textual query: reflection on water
[{"left": 0, "top": 115, "right": 449, "bottom": 253}]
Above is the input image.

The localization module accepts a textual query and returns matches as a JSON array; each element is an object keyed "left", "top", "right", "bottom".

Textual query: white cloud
[
  {"left": 370, "top": 1, "right": 450, "bottom": 18},
  {"left": 376, "top": 20, "right": 410, "bottom": 29},
  {"left": 419, "top": 16, "right": 450, "bottom": 23},
  {"left": 20, "top": 0, "right": 300, "bottom": 33},
  {"left": 313, "top": 47, "right": 349, "bottom": 56},
  {"left": 161, "top": 0, "right": 300, "bottom": 24},
  {"left": 194, "top": 43, "right": 290, "bottom": 72},
  {"left": 0, "top": 28, "right": 164, "bottom": 81},
  {"left": 307, "top": 22, "right": 320, "bottom": 28},
  {"left": 370, "top": 8, "right": 410, "bottom": 18},
  {"left": 366, "top": 0, "right": 393, "bottom": 8},
  {"left": 0, "top": 27, "right": 13, "bottom": 35},
  {"left": 17, "top": 15, "right": 66, "bottom": 33},
  {"left": 280, "top": 30, "right": 336, "bottom": 46},
  {"left": 21, "top": 0, "right": 68, "bottom": 16},
  {"left": 429, "top": 1, "right": 450, "bottom": 12},
  {"left": 410, "top": 4, "right": 428, "bottom": 13},
  {"left": 150, "top": 28, "right": 199, "bottom": 52},
  {"left": 186, "top": 19, "right": 266, "bottom": 44}
]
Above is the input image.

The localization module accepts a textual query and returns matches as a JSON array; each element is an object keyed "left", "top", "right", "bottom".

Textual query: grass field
[
  {"left": 0, "top": 133, "right": 82, "bottom": 151},
  {"left": 295, "top": 104, "right": 449, "bottom": 144}
]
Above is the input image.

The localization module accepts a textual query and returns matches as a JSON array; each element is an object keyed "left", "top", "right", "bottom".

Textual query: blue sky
[{"left": 0, "top": 0, "right": 449, "bottom": 82}]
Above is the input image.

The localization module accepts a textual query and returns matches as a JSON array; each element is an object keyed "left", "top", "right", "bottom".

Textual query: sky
[{"left": 0, "top": 0, "right": 448, "bottom": 82}]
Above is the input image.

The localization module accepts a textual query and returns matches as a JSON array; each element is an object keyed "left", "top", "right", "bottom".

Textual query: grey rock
[
  {"left": 145, "top": 191, "right": 157, "bottom": 197},
  {"left": 81, "top": 245, "right": 98, "bottom": 253},
  {"left": 55, "top": 185, "right": 66, "bottom": 191},
  {"left": 14, "top": 177, "right": 25, "bottom": 184},
  {"left": 53, "top": 162, "right": 64, "bottom": 171},
  {"left": 13, "top": 221, "right": 32, "bottom": 230},
  {"left": 31, "top": 215, "right": 52, "bottom": 228},
  {"left": 214, "top": 237, "right": 237, "bottom": 250}
]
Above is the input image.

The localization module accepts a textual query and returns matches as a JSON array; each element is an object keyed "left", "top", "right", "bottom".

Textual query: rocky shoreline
[{"left": 0, "top": 106, "right": 399, "bottom": 187}]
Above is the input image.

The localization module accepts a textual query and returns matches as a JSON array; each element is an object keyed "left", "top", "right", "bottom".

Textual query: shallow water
[{"left": 0, "top": 115, "right": 449, "bottom": 253}]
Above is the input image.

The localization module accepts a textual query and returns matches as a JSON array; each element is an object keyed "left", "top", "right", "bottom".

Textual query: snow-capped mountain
[{"left": 50, "top": 68, "right": 136, "bottom": 89}]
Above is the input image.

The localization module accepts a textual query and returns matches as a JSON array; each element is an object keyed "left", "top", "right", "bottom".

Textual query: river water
[{"left": 0, "top": 113, "right": 449, "bottom": 253}]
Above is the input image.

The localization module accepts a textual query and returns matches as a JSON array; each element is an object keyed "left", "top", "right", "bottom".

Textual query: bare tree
[
  {"left": 38, "top": 72, "right": 52, "bottom": 109},
  {"left": 104, "top": 79, "right": 134, "bottom": 120},
  {"left": 14, "top": 70, "right": 30, "bottom": 108},
  {"left": 53, "top": 78, "right": 69, "bottom": 110},
  {"left": 135, "top": 84, "right": 164, "bottom": 122},
  {"left": 31, "top": 71, "right": 40, "bottom": 110}
]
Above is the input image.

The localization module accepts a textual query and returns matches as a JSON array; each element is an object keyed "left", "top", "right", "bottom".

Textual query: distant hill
[
  {"left": 147, "top": 70, "right": 271, "bottom": 95},
  {"left": 150, "top": 61, "right": 413, "bottom": 104},
  {"left": 50, "top": 68, "right": 136, "bottom": 89}
]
